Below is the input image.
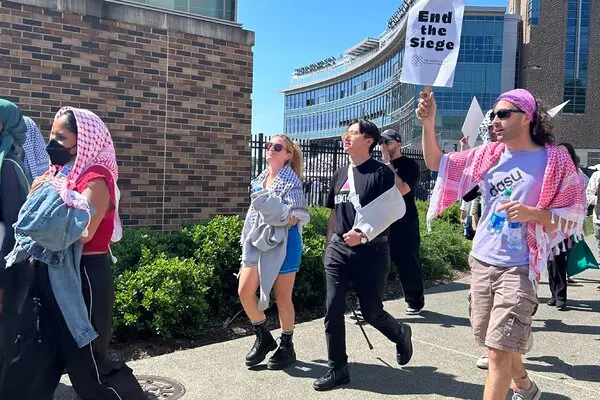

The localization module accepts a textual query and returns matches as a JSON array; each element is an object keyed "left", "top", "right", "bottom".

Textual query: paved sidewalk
[{"left": 56, "top": 236, "right": 600, "bottom": 399}]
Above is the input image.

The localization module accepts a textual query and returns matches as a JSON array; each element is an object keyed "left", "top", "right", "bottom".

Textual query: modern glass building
[
  {"left": 127, "top": 0, "right": 236, "bottom": 21},
  {"left": 282, "top": 6, "right": 518, "bottom": 152},
  {"left": 563, "top": 0, "right": 589, "bottom": 114}
]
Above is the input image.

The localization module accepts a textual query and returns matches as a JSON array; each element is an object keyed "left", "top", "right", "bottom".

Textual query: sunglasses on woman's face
[
  {"left": 265, "top": 142, "right": 284, "bottom": 152},
  {"left": 490, "top": 109, "right": 525, "bottom": 120}
]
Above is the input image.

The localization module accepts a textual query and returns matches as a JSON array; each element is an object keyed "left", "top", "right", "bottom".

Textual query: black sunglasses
[
  {"left": 490, "top": 109, "right": 525, "bottom": 120},
  {"left": 381, "top": 137, "right": 401, "bottom": 145},
  {"left": 265, "top": 142, "right": 284, "bottom": 152}
]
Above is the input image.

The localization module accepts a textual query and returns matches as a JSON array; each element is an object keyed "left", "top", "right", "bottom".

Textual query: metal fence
[{"left": 250, "top": 133, "right": 436, "bottom": 206}]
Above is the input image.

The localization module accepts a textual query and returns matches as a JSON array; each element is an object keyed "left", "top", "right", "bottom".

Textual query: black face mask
[{"left": 46, "top": 139, "right": 76, "bottom": 166}]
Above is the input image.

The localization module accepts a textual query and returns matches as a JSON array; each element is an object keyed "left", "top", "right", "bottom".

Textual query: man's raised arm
[{"left": 417, "top": 90, "right": 443, "bottom": 172}]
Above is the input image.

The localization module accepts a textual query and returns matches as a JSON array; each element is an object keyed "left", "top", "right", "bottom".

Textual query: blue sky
[{"left": 237, "top": 0, "right": 507, "bottom": 136}]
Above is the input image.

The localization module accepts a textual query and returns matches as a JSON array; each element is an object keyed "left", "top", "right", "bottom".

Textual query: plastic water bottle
[
  {"left": 507, "top": 221, "right": 523, "bottom": 250},
  {"left": 487, "top": 188, "right": 512, "bottom": 234},
  {"left": 58, "top": 165, "right": 71, "bottom": 177}
]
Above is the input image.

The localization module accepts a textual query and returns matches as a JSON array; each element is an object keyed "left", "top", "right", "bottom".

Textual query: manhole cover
[{"left": 138, "top": 375, "right": 186, "bottom": 399}]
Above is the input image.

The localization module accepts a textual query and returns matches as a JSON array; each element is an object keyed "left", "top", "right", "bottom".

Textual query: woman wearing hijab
[
  {"left": 22, "top": 116, "right": 49, "bottom": 179},
  {"left": 1, "top": 107, "right": 145, "bottom": 400},
  {"left": 0, "top": 100, "right": 31, "bottom": 393},
  {"left": 0, "top": 99, "right": 30, "bottom": 275}
]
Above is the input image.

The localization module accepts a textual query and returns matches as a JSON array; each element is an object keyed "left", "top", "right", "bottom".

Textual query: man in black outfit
[
  {"left": 381, "top": 129, "right": 425, "bottom": 315},
  {"left": 313, "top": 119, "right": 413, "bottom": 392}
]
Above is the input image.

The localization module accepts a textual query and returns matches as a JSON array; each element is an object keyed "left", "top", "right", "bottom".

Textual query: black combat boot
[
  {"left": 245, "top": 321, "right": 277, "bottom": 367},
  {"left": 267, "top": 332, "right": 296, "bottom": 370}
]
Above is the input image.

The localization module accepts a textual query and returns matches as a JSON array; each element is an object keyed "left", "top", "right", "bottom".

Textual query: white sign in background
[
  {"left": 400, "top": 0, "right": 465, "bottom": 87},
  {"left": 461, "top": 97, "right": 485, "bottom": 148}
]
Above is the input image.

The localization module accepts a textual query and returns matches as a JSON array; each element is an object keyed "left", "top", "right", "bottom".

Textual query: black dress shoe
[
  {"left": 547, "top": 298, "right": 556, "bottom": 306},
  {"left": 396, "top": 323, "right": 413, "bottom": 366},
  {"left": 313, "top": 365, "right": 350, "bottom": 391},
  {"left": 556, "top": 301, "right": 567, "bottom": 311},
  {"left": 245, "top": 322, "right": 277, "bottom": 367}
]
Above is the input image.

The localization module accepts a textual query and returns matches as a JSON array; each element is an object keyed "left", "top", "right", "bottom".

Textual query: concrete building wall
[
  {"left": 500, "top": 14, "right": 519, "bottom": 93},
  {"left": 0, "top": 0, "right": 255, "bottom": 230}
]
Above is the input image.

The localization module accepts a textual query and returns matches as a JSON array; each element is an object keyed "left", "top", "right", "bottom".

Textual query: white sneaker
[
  {"left": 405, "top": 306, "right": 422, "bottom": 315},
  {"left": 476, "top": 354, "right": 488, "bottom": 370},
  {"left": 512, "top": 380, "right": 542, "bottom": 400}
]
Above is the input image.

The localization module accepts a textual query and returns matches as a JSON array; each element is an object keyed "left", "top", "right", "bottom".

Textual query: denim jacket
[{"left": 5, "top": 182, "right": 98, "bottom": 348}]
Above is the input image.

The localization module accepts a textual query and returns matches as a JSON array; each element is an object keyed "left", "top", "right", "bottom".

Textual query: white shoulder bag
[{"left": 347, "top": 163, "right": 406, "bottom": 240}]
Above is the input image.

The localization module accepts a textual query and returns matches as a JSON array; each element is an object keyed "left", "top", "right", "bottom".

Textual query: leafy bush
[
  {"left": 584, "top": 217, "right": 594, "bottom": 236},
  {"left": 109, "top": 202, "right": 470, "bottom": 341},
  {"left": 183, "top": 216, "right": 244, "bottom": 318},
  {"left": 113, "top": 249, "right": 212, "bottom": 339},
  {"left": 111, "top": 228, "right": 166, "bottom": 276},
  {"left": 303, "top": 206, "right": 330, "bottom": 240},
  {"left": 412, "top": 200, "right": 470, "bottom": 280},
  {"left": 420, "top": 219, "right": 471, "bottom": 281},
  {"left": 293, "top": 214, "right": 328, "bottom": 310}
]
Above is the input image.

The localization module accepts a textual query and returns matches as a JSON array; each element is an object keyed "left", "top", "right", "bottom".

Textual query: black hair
[
  {"left": 558, "top": 142, "right": 578, "bottom": 167},
  {"left": 347, "top": 118, "right": 380, "bottom": 152},
  {"left": 63, "top": 110, "right": 78, "bottom": 135},
  {"left": 529, "top": 100, "right": 554, "bottom": 146}
]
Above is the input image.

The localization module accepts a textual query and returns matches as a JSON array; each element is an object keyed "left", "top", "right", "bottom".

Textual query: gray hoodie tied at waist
[{"left": 241, "top": 187, "right": 291, "bottom": 311}]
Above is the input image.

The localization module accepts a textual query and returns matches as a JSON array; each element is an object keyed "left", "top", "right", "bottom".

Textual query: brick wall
[{"left": 0, "top": 0, "right": 254, "bottom": 231}]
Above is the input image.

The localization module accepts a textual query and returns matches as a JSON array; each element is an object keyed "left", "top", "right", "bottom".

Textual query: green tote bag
[{"left": 566, "top": 237, "right": 599, "bottom": 277}]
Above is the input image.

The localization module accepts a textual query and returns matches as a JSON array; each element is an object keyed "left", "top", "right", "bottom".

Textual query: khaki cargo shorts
[{"left": 468, "top": 255, "right": 538, "bottom": 354}]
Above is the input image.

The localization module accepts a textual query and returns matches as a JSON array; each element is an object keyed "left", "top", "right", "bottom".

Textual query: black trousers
[
  {"left": 324, "top": 235, "right": 405, "bottom": 369},
  {"left": 548, "top": 243, "right": 568, "bottom": 303},
  {"left": 390, "top": 219, "right": 425, "bottom": 310},
  {"left": 0, "top": 254, "right": 145, "bottom": 400}
]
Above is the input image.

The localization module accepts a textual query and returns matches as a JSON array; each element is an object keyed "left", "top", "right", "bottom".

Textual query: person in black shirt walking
[
  {"left": 381, "top": 129, "right": 425, "bottom": 315},
  {"left": 313, "top": 119, "right": 413, "bottom": 392}
]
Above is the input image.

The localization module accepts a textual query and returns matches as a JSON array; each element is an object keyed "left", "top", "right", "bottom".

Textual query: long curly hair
[{"left": 529, "top": 100, "right": 555, "bottom": 146}]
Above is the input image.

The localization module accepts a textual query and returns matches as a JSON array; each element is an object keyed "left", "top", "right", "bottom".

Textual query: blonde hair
[{"left": 274, "top": 134, "right": 303, "bottom": 178}]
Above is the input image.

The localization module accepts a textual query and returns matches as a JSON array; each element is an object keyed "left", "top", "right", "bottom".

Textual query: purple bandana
[{"left": 495, "top": 89, "right": 536, "bottom": 120}]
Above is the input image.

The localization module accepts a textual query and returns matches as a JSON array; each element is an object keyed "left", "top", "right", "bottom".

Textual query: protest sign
[
  {"left": 547, "top": 100, "right": 570, "bottom": 117},
  {"left": 461, "top": 97, "right": 485, "bottom": 148},
  {"left": 400, "top": 0, "right": 465, "bottom": 87}
]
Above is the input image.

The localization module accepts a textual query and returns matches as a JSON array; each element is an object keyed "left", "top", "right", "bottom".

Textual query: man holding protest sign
[{"left": 418, "top": 88, "right": 586, "bottom": 400}]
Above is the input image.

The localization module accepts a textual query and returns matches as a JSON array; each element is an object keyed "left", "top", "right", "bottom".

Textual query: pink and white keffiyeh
[
  {"left": 428, "top": 141, "right": 586, "bottom": 283},
  {"left": 51, "top": 107, "right": 122, "bottom": 242}
]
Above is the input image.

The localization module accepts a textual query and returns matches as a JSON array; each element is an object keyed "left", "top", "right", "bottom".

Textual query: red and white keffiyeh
[
  {"left": 428, "top": 141, "right": 586, "bottom": 283},
  {"left": 51, "top": 107, "right": 122, "bottom": 243}
]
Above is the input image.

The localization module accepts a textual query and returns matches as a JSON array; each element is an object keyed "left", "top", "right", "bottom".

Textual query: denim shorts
[{"left": 280, "top": 225, "right": 302, "bottom": 274}]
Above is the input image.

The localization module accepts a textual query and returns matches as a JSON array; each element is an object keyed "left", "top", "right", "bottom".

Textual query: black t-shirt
[
  {"left": 462, "top": 185, "right": 481, "bottom": 202},
  {"left": 389, "top": 156, "right": 420, "bottom": 224},
  {"left": 326, "top": 158, "right": 395, "bottom": 237}
]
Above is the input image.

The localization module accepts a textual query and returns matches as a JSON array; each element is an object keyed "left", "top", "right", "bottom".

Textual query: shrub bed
[{"left": 110, "top": 202, "right": 470, "bottom": 340}]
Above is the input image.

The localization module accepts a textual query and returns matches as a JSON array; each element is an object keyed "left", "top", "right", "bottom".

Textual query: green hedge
[
  {"left": 113, "top": 249, "right": 211, "bottom": 340},
  {"left": 110, "top": 202, "right": 469, "bottom": 341}
]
